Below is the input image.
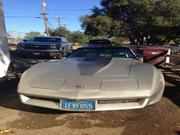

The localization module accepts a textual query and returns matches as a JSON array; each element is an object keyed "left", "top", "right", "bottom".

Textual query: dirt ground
[{"left": 0, "top": 50, "right": 179, "bottom": 135}]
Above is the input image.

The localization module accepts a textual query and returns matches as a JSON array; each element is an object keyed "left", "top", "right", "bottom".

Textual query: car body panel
[
  {"left": 18, "top": 47, "right": 165, "bottom": 111},
  {"left": 137, "top": 47, "right": 168, "bottom": 65}
]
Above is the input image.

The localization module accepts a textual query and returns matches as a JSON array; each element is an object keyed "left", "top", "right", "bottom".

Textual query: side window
[
  {"left": 60, "top": 37, "right": 69, "bottom": 44},
  {"left": 58, "top": 38, "right": 61, "bottom": 43},
  {"left": 30, "top": 37, "right": 35, "bottom": 41},
  {"left": 61, "top": 38, "right": 66, "bottom": 44},
  {"left": 64, "top": 38, "right": 68, "bottom": 43},
  {"left": 127, "top": 49, "right": 136, "bottom": 58}
]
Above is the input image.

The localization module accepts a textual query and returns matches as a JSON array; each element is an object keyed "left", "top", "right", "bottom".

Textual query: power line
[
  {"left": 5, "top": 16, "right": 42, "bottom": 19},
  {"left": 5, "top": 15, "right": 66, "bottom": 19},
  {"left": 56, "top": 17, "right": 61, "bottom": 29},
  {"left": 50, "top": 16, "right": 65, "bottom": 19},
  {"left": 46, "top": 8, "right": 92, "bottom": 11}
]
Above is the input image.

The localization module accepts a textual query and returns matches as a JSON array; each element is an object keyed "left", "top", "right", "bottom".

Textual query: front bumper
[
  {"left": 17, "top": 49, "right": 61, "bottom": 58},
  {"left": 19, "top": 88, "right": 164, "bottom": 111}
]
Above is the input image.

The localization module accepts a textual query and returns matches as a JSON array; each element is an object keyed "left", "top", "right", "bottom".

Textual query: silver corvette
[{"left": 18, "top": 47, "right": 165, "bottom": 111}]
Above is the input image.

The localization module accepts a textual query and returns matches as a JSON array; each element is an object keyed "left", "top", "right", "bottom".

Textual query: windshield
[
  {"left": 68, "top": 47, "right": 136, "bottom": 59},
  {"left": 89, "top": 40, "right": 111, "bottom": 44},
  {"left": 31, "top": 37, "right": 61, "bottom": 42}
]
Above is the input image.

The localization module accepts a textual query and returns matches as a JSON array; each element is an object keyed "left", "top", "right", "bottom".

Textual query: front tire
[{"left": 56, "top": 53, "right": 62, "bottom": 59}]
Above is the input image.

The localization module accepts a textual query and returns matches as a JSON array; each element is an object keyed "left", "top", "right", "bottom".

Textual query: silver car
[{"left": 18, "top": 47, "right": 165, "bottom": 111}]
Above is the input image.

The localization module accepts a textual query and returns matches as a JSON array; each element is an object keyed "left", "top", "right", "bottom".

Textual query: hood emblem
[{"left": 74, "top": 83, "right": 84, "bottom": 89}]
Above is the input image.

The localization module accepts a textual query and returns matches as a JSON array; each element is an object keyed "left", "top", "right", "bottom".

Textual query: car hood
[
  {"left": 19, "top": 58, "right": 155, "bottom": 93},
  {"left": 58, "top": 58, "right": 132, "bottom": 76}
]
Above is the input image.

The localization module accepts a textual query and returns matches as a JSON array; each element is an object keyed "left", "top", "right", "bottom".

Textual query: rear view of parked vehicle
[
  {"left": 0, "top": 0, "right": 10, "bottom": 79},
  {"left": 17, "top": 36, "right": 73, "bottom": 58},
  {"left": 86, "top": 39, "right": 112, "bottom": 47}
]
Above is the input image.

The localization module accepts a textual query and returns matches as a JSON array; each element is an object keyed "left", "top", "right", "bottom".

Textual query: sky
[{"left": 2, "top": 0, "right": 101, "bottom": 37}]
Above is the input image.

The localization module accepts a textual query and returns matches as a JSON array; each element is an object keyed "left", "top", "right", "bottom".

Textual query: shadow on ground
[{"left": 162, "top": 67, "right": 180, "bottom": 106}]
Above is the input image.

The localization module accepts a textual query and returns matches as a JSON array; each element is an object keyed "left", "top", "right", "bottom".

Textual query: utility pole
[
  {"left": 56, "top": 17, "right": 61, "bottom": 36},
  {"left": 64, "top": 24, "right": 67, "bottom": 39},
  {"left": 41, "top": 0, "right": 49, "bottom": 36},
  {"left": 56, "top": 17, "right": 61, "bottom": 29}
]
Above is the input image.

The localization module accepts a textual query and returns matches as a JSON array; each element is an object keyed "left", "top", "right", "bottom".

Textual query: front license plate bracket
[{"left": 61, "top": 100, "right": 95, "bottom": 111}]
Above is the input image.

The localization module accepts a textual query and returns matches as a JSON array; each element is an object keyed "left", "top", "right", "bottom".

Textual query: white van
[{"left": 0, "top": 0, "right": 10, "bottom": 78}]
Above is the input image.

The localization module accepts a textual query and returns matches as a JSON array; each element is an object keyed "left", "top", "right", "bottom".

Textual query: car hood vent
[
  {"left": 100, "top": 79, "right": 138, "bottom": 91},
  {"left": 31, "top": 78, "right": 66, "bottom": 90}
]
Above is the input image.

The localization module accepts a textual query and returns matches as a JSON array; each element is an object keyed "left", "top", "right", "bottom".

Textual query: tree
[
  {"left": 81, "top": 0, "right": 180, "bottom": 45},
  {"left": 81, "top": 15, "right": 126, "bottom": 38},
  {"left": 81, "top": 16, "right": 112, "bottom": 37},
  {"left": 49, "top": 27, "right": 70, "bottom": 39},
  {"left": 69, "top": 31, "right": 93, "bottom": 45},
  {"left": 24, "top": 31, "right": 41, "bottom": 39},
  {"left": 49, "top": 28, "right": 93, "bottom": 46}
]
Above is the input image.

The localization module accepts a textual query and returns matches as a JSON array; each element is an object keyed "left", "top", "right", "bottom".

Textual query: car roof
[
  {"left": 34, "top": 36, "right": 61, "bottom": 39},
  {"left": 88, "top": 39, "right": 111, "bottom": 43},
  {"left": 80, "top": 46, "right": 131, "bottom": 50}
]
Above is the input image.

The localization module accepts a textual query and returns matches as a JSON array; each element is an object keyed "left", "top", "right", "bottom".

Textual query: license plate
[
  {"left": 33, "top": 53, "right": 40, "bottom": 55},
  {"left": 61, "top": 100, "right": 95, "bottom": 111}
]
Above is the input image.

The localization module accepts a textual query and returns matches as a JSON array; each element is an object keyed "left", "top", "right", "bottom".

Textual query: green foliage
[
  {"left": 81, "top": 15, "right": 125, "bottom": 37},
  {"left": 49, "top": 28, "right": 93, "bottom": 46},
  {"left": 24, "top": 31, "right": 41, "bottom": 39},
  {"left": 49, "top": 27, "right": 70, "bottom": 39},
  {"left": 81, "top": 0, "right": 180, "bottom": 45},
  {"left": 111, "top": 37, "right": 129, "bottom": 45},
  {"left": 68, "top": 31, "right": 93, "bottom": 45},
  {"left": 81, "top": 16, "right": 112, "bottom": 36}
]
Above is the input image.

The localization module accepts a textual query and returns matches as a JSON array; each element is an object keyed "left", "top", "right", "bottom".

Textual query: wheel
[
  {"left": 7, "top": 62, "right": 20, "bottom": 80},
  {"left": 55, "top": 53, "right": 62, "bottom": 59}
]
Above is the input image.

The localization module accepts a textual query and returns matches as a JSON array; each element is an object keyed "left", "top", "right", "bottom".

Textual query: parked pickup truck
[
  {"left": 17, "top": 36, "right": 73, "bottom": 58},
  {"left": 0, "top": 0, "right": 11, "bottom": 79}
]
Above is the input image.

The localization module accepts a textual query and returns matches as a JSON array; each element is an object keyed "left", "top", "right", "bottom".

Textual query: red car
[{"left": 137, "top": 47, "right": 168, "bottom": 65}]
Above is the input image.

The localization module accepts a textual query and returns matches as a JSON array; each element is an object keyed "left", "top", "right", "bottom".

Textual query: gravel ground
[{"left": 0, "top": 50, "right": 179, "bottom": 135}]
